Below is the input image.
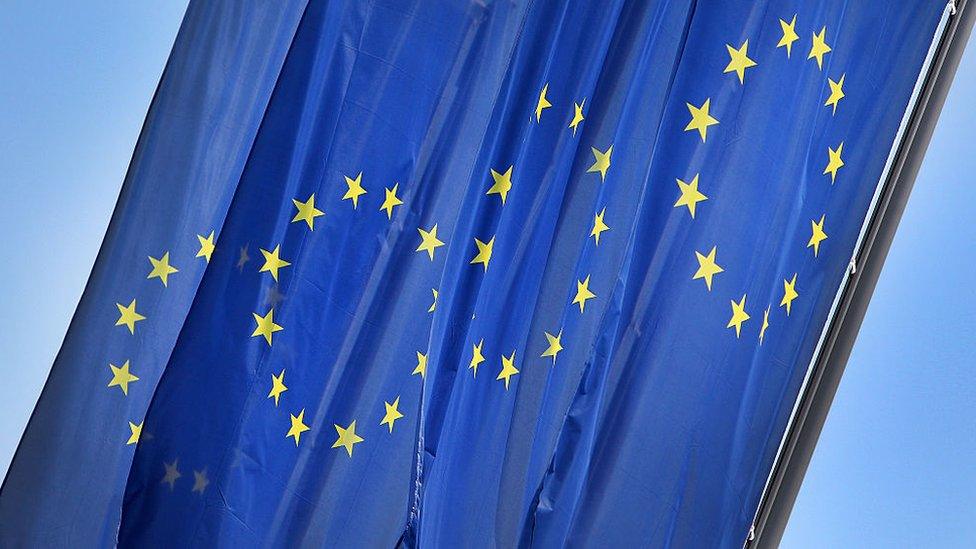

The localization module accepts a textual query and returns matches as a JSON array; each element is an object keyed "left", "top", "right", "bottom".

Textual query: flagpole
[{"left": 746, "top": 1, "right": 975, "bottom": 546}]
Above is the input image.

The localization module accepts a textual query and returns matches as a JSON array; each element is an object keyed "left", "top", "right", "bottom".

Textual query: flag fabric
[{"left": 0, "top": 1, "right": 947, "bottom": 547}]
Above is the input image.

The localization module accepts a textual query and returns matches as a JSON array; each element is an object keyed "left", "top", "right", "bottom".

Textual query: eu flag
[{"left": 0, "top": 1, "right": 949, "bottom": 546}]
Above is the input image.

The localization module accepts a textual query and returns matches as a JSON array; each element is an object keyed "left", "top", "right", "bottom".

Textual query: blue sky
[{"left": 0, "top": 2, "right": 973, "bottom": 546}]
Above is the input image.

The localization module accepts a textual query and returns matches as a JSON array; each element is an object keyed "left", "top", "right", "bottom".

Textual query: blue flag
[{"left": 0, "top": 1, "right": 947, "bottom": 546}]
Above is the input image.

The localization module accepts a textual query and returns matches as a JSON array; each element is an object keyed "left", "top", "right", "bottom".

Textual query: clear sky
[{"left": 0, "top": 2, "right": 973, "bottom": 546}]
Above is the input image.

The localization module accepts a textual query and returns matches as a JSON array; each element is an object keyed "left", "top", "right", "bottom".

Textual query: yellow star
[
  {"left": 416, "top": 224, "right": 445, "bottom": 260},
  {"left": 412, "top": 351, "right": 428, "bottom": 378},
  {"left": 108, "top": 360, "right": 139, "bottom": 396},
  {"left": 469, "top": 339, "right": 486, "bottom": 378},
  {"left": 332, "top": 420, "right": 364, "bottom": 456},
  {"left": 147, "top": 252, "right": 179, "bottom": 287},
  {"left": 760, "top": 306, "right": 770, "bottom": 345},
  {"left": 569, "top": 98, "right": 585, "bottom": 135},
  {"left": 192, "top": 469, "right": 209, "bottom": 494},
  {"left": 808, "top": 215, "right": 828, "bottom": 257},
  {"left": 196, "top": 231, "right": 215, "bottom": 263},
  {"left": 825, "top": 73, "right": 845, "bottom": 115},
  {"left": 428, "top": 289, "right": 438, "bottom": 313},
  {"left": 268, "top": 368, "right": 287, "bottom": 407},
  {"left": 824, "top": 142, "right": 844, "bottom": 183},
  {"left": 470, "top": 236, "right": 495, "bottom": 271},
  {"left": 674, "top": 174, "right": 708, "bottom": 218},
  {"left": 496, "top": 350, "right": 519, "bottom": 390},
  {"left": 259, "top": 244, "right": 291, "bottom": 282},
  {"left": 573, "top": 275, "right": 596, "bottom": 313},
  {"left": 487, "top": 165, "right": 514, "bottom": 205},
  {"left": 724, "top": 39, "right": 757, "bottom": 84},
  {"left": 380, "top": 183, "right": 404, "bottom": 219},
  {"left": 685, "top": 99, "right": 719, "bottom": 142},
  {"left": 161, "top": 459, "right": 181, "bottom": 490},
  {"left": 380, "top": 396, "right": 404, "bottom": 433},
  {"left": 587, "top": 145, "right": 613, "bottom": 182},
  {"left": 292, "top": 193, "right": 325, "bottom": 230},
  {"left": 115, "top": 299, "right": 146, "bottom": 334},
  {"left": 777, "top": 14, "right": 799, "bottom": 57},
  {"left": 251, "top": 308, "right": 283, "bottom": 346},
  {"left": 541, "top": 330, "right": 563, "bottom": 364},
  {"left": 727, "top": 294, "right": 751, "bottom": 338},
  {"left": 126, "top": 420, "right": 143, "bottom": 445},
  {"left": 535, "top": 83, "right": 552, "bottom": 122},
  {"left": 693, "top": 246, "right": 724, "bottom": 291},
  {"left": 590, "top": 207, "right": 610, "bottom": 245},
  {"left": 342, "top": 171, "right": 367, "bottom": 209},
  {"left": 781, "top": 273, "right": 799, "bottom": 315},
  {"left": 287, "top": 409, "right": 310, "bottom": 446},
  {"left": 808, "top": 26, "right": 832, "bottom": 70}
]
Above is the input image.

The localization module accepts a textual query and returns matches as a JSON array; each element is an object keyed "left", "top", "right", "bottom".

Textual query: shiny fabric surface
[{"left": 1, "top": 1, "right": 943, "bottom": 547}]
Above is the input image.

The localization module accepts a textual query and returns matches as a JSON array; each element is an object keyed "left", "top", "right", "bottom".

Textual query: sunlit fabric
[{"left": 0, "top": 1, "right": 944, "bottom": 547}]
